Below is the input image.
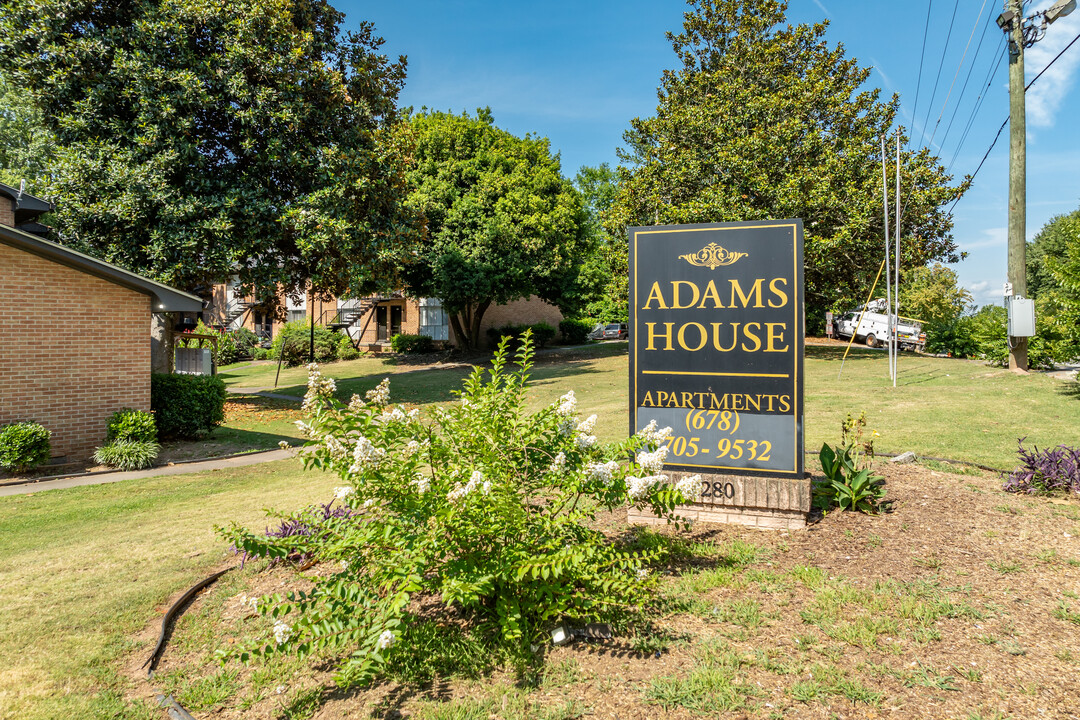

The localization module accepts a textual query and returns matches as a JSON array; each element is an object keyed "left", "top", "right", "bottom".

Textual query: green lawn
[
  {"left": 2, "top": 344, "right": 1079, "bottom": 718},
  {"left": 221, "top": 344, "right": 1080, "bottom": 469},
  {"left": 0, "top": 459, "right": 338, "bottom": 720}
]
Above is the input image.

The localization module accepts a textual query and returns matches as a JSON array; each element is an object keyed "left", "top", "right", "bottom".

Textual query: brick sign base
[{"left": 628, "top": 471, "right": 812, "bottom": 530}]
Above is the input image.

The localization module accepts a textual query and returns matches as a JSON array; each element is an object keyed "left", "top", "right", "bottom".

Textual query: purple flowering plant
[{"left": 1002, "top": 438, "right": 1080, "bottom": 496}]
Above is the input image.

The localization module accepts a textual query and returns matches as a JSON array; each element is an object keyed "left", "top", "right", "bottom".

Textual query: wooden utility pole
[{"left": 1006, "top": 0, "right": 1028, "bottom": 371}]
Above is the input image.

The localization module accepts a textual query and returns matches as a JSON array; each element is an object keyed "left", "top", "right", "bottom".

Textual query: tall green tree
[
  {"left": 573, "top": 163, "right": 627, "bottom": 321},
  {"left": 0, "top": 0, "right": 421, "bottom": 302},
  {"left": 609, "top": 0, "right": 965, "bottom": 318},
  {"left": 1027, "top": 209, "right": 1080, "bottom": 298},
  {"left": 404, "top": 109, "right": 589, "bottom": 349},
  {"left": 0, "top": 72, "right": 56, "bottom": 188},
  {"left": 899, "top": 263, "right": 972, "bottom": 328}
]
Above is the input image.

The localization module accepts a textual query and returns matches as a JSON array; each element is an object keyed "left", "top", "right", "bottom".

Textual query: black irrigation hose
[
  {"left": 803, "top": 448, "right": 1006, "bottom": 474},
  {"left": 143, "top": 567, "right": 234, "bottom": 676}
]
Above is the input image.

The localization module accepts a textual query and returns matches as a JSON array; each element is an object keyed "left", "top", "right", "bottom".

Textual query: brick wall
[
  {"left": 0, "top": 243, "right": 152, "bottom": 462},
  {"left": 0, "top": 197, "right": 14, "bottom": 227},
  {"left": 479, "top": 296, "right": 564, "bottom": 347}
]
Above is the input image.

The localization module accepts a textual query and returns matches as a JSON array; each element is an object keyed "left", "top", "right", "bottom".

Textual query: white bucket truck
[{"left": 835, "top": 298, "right": 925, "bottom": 351}]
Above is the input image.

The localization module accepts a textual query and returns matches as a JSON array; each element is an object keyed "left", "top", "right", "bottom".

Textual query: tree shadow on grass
[{"left": 1057, "top": 381, "right": 1080, "bottom": 401}]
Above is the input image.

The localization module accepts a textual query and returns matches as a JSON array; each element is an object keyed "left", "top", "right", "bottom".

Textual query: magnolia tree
[{"left": 222, "top": 335, "right": 701, "bottom": 685}]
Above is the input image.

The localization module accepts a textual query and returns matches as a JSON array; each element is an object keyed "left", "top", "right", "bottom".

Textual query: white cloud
[
  {"left": 966, "top": 279, "right": 1006, "bottom": 306},
  {"left": 811, "top": 0, "right": 831, "bottom": 17},
  {"left": 1025, "top": 1, "right": 1080, "bottom": 128},
  {"left": 958, "top": 226, "right": 1007, "bottom": 251}
]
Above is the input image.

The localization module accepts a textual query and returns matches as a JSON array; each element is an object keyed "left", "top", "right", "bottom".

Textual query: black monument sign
[{"left": 628, "top": 220, "right": 804, "bottom": 478}]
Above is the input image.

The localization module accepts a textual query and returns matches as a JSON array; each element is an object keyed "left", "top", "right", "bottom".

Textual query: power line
[
  {"left": 947, "top": 38, "right": 1007, "bottom": 174},
  {"left": 927, "top": 0, "right": 992, "bottom": 149},
  {"left": 948, "top": 28, "right": 1080, "bottom": 215},
  {"left": 937, "top": 0, "right": 996, "bottom": 152},
  {"left": 1026, "top": 28, "right": 1080, "bottom": 90},
  {"left": 919, "top": 0, "right": 962, "bottom": 148},
  {"left": 909, "top": 0, "right": 935, "bottom": 147}
]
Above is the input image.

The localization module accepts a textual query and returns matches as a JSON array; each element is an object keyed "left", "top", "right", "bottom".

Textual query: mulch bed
[{"left": 132, "top": 463, "right": 1080, "bottom": 720}]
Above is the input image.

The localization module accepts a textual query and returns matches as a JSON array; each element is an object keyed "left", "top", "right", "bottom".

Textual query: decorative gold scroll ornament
[{"left": 679, "top": 242, "right": 748, "bottom": 270}]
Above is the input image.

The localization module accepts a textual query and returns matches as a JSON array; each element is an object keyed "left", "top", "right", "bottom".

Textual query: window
[{"left": 418, "top": 298, "right": 449, "bottom": 341}]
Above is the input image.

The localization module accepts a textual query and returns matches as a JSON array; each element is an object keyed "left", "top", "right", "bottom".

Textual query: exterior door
[
  {"left": 390, "top": 306, "right": 403, "bottom": 338},
  {"left": 376, "top": 305, "right": 388, "bottom": 341}
]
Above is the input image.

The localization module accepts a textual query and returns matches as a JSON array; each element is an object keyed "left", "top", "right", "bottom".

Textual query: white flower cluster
[
  {"left": 575, "top": 414, "right": 598, "bottom": 449},
  {"left": 273, "top": 620, "right": 293, "bottom": 645},
  {"left": 555, "top": 390, "right": 577, "bottom": 417},
  {"left": 278, "top": 440, "right": 291, "bottom": 450},
  {"left": 635, "top": 445, "right": 668, "bottom": 475},
  {"left": 586, "top": 460, "right": 620, "bottom": 485},
  {"left": 447, "top": 470, "right": 485, "bottom": 503},
  {"left": 412, "top": 474, "right": 430, "bottom": 494},
  {"left": 293, "top": 419, "right": 316, "bottom": 438},
  {"left": 302, "top": 363, "right": 337, "bottom": 412},
  {"left": 637, "top": 419, "right": 673, "bottom": 447},
  {"left": 575, "top": 434, "right": 598, "bottom": 450},
  {"left": 334, "top": 485, "right": 355, "bottom": 501},
  {"left": 548, "top": 451, "right": 567, "bottom": 473},
  {"left": 365, "top": 378, "right": 391, "bottom": 407},
  {"left": 558, "top": 419, "right": 576, "bottom": 437},
  {"left": 377, "top": 629, "right": 396, "bottom": 650},
  {"left": 381, "top": 407, "right": 407, "bottom": 423},
  {"left": 626, "top": 474, "right": 667, "bottom": 501},
  {"left": 636, "top": 567, "right": 649, "bottom": 582},
  {"left": 403, "top": 439, "right": 422, "bottom": 457},
  {"left": 675, "top": 474, "right": 704, "bottom": 502},
  {"left": 348, "top": 435, "right": 387, "bottom": 476},
  {"left": 322, "top": 434, "right": 348, "bottom": 463},
  {"left": 348, "top": 394, "right": 366, "bottom": 413}
]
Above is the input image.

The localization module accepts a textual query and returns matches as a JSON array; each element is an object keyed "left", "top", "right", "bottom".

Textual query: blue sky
[{"left": 344, "top": 0, "right": 1080, "bottom": 307}]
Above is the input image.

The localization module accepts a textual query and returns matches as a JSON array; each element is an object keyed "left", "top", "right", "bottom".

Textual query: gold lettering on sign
[{"left": 679, "top": 242, "right": 748, "bottom": 269}]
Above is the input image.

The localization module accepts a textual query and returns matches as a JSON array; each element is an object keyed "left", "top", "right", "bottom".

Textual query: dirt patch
[{"left": 122, "top": 464, "right": 1080, "bottom": 719}]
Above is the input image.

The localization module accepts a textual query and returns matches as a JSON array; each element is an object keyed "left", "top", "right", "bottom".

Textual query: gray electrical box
[{"left": 1006, "top": 296, "right": 1036, "bottom": 337}]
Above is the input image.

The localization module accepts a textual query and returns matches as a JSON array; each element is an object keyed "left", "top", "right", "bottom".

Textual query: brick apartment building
[
  {"left": 0, "top": 187, "right": 201, "bottom": 464},
  {"left": 206, "top": 281, "right": 563, "bottom": 350}
]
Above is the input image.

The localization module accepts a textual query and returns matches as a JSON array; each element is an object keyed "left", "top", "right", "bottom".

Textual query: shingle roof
[{"left": 0, "top": 223, "right": 203, "bottom": 312}]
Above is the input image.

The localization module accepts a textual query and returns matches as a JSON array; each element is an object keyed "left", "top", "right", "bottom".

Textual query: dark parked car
[{"left": 601, "top": 323, "right": 628, "bottom": 340}]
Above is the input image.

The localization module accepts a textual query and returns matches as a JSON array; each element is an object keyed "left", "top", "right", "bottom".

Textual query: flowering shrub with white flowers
[{"left": 220, "top": 334, "right": 701, "bottom": 685}]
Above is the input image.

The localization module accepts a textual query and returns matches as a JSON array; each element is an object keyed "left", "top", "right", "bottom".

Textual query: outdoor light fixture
[
  {"left": 996, "top": 9, "right": 1017, "bottom": 29},
  {"left": 1046, "top": 0, "right": 1077, "bottom": 24}
]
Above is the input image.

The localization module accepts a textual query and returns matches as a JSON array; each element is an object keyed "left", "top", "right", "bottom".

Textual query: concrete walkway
[{"left": 0, "top": 449, "right": 293, "bottom": 498}]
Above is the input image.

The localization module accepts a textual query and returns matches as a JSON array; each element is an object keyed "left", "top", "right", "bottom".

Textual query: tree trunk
[
  {"left": 449, "top": 300, "right": 493, "bottom": 349},
  {"left": 449, "top": 312, "right": 468, "bottom": 349},
  {"left": 150, "top": 312, "right": 176, "bottom": 374},
  {"left": 470, "top": 300, "right": 491, "bottom": 349}
]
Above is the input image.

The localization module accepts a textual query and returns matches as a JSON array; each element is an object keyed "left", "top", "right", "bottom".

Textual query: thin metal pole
[
  {"left": 894, "top": 130, "right": 901, "bottom": 387},
  {"left": 881, "top": 135, "right": 893, "bottom": 382}
]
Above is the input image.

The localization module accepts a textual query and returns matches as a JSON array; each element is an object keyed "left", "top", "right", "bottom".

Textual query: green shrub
[
  {"left": 338, "top": 334, "right": 361, "bottom": 361},
  {"left": 0, "top": 421, "right": 51, "bottom": 473},
  {"left": 105, "top": 408, "right": 157, "bottom": 443},
  {"left": 93, "top": 439, "right": 160, "bottom": 470},
  {"left": 966, "top": 302, "right": 1071, "bottom": 370},
  {"left": 252, "top": 347, "right": 273, "bottom": 361},
  {"left": 271, "top": 320, "right": 340, "bottom": 367},
  {"left": 222, "top": 334, "right": 701, "bottom": 685},
  {"left": 558, "top": 318, "right": 593, "bottom": 345},
  {"left": 390, "top": 334, "right": 435, "bottom": 354},
  {"left": 486, "top": 322, "right": 556, "bottom": 349},
  {"left": 151, "top": 374, "right": 227, "bottom": 439},
  {"left": 813, "top": 412, "right": 886, "bottom": 514},
  {"left": 178, "top": 320, "right": 256, "bottom": 366}
]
